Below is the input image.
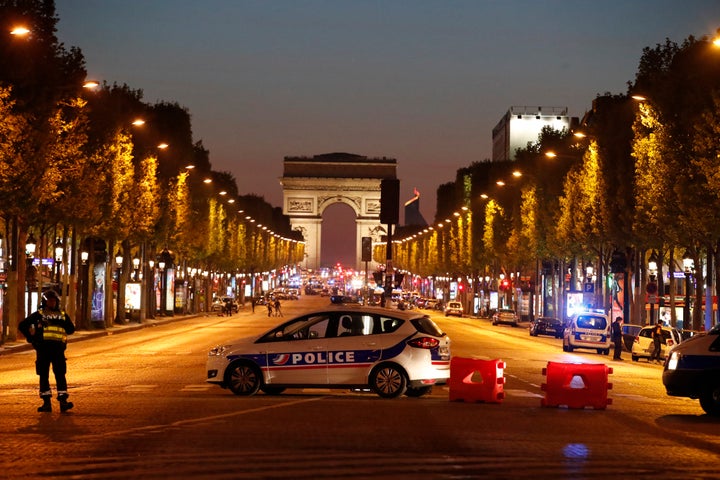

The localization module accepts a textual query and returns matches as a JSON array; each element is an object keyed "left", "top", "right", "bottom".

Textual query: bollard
[
  {"left": 449, "top": 357, "right": 506, "bottom": 403},
  {"left": 541, "top": 361, "right": 613, "bottom": 409}
]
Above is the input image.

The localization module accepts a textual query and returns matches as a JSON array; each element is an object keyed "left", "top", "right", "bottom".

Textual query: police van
[
  {"left": 662, "top": 323, "right": 720, "bottom": 416},
  {"left": 562, "top": 311, "right": 611, "bottom": 355}
]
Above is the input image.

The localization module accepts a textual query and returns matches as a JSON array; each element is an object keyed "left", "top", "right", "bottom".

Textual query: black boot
[
  {"left": 37, "top": 397, "right": 52, "bottom": 413},
  {"left": 58, "top": 395, "right": 74, "bottom": 412}
]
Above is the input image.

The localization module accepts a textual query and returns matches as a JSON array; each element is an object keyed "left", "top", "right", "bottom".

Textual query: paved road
[{"left": 1, "top": 296, "right": 719, "bottom": 479}]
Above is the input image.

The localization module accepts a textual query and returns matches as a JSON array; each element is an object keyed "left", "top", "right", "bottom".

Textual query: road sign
[{"left": 583, "top": 283, "right": 594, "bottom": 293}]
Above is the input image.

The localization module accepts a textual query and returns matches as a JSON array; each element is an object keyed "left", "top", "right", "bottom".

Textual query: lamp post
[
  {"left": 147, "top": 259, "right": 155, "bottom": 319},
  {"left": 25, "top": 233, "right": 37, "bottom": 316},
  {"left": 648, "top": 251, "right": 659, "bottom": 325},
  {"left": 682, "top": 251, "right": 694, "bottom": 331},
  {"left": 79, "top": 249, "right": 89, "bottom": 329},
  {"left": 115, "top": 248, "right": 123, "bottom": 324},
  {"left": 132, "top": 257, "right": 140, "bottom": 281},
  {"left": 54, "top": 238, "right": 63, "bottom": 287}
]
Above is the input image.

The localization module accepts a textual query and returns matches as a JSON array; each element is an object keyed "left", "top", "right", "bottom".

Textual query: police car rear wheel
[
  {"left": 699, "top": 385, "right": 720, "bottom": 416},
  {"left": 226, "top": 362, "right": 261, "bottom": 396},
  {"left": 370, "top": 364, "right": 407, "bottom": 398}
]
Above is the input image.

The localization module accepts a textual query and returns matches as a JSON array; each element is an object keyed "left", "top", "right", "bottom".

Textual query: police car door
[
  {"left": 327, "top": 313, "right": 382, "bottom": 385},
  {"left": 263, "top": 314, "right": 331, "bottom": 386}
]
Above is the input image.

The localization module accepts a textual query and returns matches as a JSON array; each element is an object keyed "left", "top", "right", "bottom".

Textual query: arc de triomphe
[{"left": 280, "top": 153, "right": 396, "bottom": 271}]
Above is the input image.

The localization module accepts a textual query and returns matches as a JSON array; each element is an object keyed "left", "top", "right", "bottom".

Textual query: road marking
[
  {"left": 123, "top": 385, "right": 159, "bottom": 392},
  {"left": 504, "top": 388, "right": 543, "bottom": 398},
  {"left": 181, "top": 384, "right": 213, "bottom": 391}
]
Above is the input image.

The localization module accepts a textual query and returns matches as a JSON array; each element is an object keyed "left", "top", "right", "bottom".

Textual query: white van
[
  {"left": 663, "top": 323, "right": 720, "bottom": 416},
  {"left": 562, "top": 312, "right": 611, "bottom": 355}
]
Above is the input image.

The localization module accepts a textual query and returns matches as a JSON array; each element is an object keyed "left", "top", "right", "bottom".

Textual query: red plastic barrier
[
  {"left": 541, "top": 361, "right": 613, "bottom": 409},
  {"left": 449, "top": 357, "right": 506, "bottom": 403}
]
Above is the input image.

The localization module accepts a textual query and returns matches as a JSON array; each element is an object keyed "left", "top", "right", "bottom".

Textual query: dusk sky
[{"left": 55, "top": 1, "right": 719, "bottom": 266}]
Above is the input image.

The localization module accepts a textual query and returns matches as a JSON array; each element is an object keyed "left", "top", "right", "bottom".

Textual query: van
[
  {"left": 562, "top": 312, "right": 611, "bottom": 355},
  {"left": 662, "top": 323, "right": 720, "bottom": 416}
]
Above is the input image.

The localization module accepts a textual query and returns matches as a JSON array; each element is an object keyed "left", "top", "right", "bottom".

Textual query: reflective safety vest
[{"left": 40, "top": 310, "right": 68, "bottom": 343}]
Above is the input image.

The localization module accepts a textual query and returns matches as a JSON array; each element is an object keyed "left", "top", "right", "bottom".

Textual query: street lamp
[
  {"left": 682, "top": 250, "right": 694, "bottom": 331},
  {"left": 54, "top": 238, "right": 64, "bottom": 286},
  {"left": 115, "top": 248, "right": 123, "bottom": 323},
  {"left": 132, "top": 257, "right": 140, "bottom": 281},
  {"left": 648, "top": 251, "right": 659, "bottom": 325},
  {"left": 25, "top": 233, "right": 37, "bottom": 315}
]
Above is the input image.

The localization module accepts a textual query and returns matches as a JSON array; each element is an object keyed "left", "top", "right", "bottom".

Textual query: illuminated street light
[
  {"left": 25, "top": 233, "right": 37, "bottom": 257},
  {"left": 54, "top": 238, "right": 64, "bottom": 285},
  {"left": 682, "top": 250, "right": 694, "bottom": 330},
  {"left": 10, "top": 26, "right": 30, "bottom": 36}
]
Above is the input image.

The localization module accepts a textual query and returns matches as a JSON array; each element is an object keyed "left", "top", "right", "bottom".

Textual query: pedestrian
[
  {"left": 267, "top": 301, "right": 273, "bottom": 317},
  {"left": 650, "top": 321, "right": 664, "bottom": 363},
  {"left": 611, "top": 316, "right": 623, "bottom": 360},
  {"left": 251, "top": 297, "right": 255, "bottom": 313},
  {"left": 274, "top": 298, "right": 283, "bottom": 317},
  {"left": 18, "top": 290, "right": 76, "bottom": 413}
]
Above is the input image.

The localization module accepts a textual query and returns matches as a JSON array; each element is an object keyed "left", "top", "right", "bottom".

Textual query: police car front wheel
[
  {"left": 370, "top": 364, "right": 407, "bottom": 398},
  {"left": 226, "top": 362, "right": 262, "bottom": 396},
  {"left": 699, "top": 384, "right": 720, "bottom": 416}
]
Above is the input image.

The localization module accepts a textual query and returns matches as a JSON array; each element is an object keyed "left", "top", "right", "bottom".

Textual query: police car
[
  {"left": 663, "top": 323, "right": 720, "bottom": 416},
  {"left": 206, "top": 307, "right": 451, "bottom": 398}
]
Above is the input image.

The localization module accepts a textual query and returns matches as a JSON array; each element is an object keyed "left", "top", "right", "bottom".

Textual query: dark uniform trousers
[{"left": 35, "top": 342, "right": 69, "bottom": 398}]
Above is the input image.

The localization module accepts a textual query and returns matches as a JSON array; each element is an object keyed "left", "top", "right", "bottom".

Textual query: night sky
[{"left": 54, "top": 1, "right": 720, "bottom": 267}]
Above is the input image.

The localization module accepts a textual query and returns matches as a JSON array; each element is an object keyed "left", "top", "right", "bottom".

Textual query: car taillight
[
  {"left": 408, "top": 337, "right": 440, "bottom": 349},
  {"left": 634, "top": 336, "right": 639, "bottom": 344},
  {"left": 667, "top": 339, "right": 674, "bottom": 346}
]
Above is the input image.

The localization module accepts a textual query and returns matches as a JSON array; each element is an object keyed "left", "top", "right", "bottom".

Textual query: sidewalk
[{"left": 0, "top": 309, "right": 255, "bottom": 356}]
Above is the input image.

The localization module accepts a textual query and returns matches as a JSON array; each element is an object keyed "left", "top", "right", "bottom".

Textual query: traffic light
[
  {"left": 361, "top": 236, "right": 372, "bottom": 262},
  {"left": 380, "top": 178, "right": 400, "bottom": 225},
  {"left": 500, "top": 279, "right": 510, "bottom": 291}
]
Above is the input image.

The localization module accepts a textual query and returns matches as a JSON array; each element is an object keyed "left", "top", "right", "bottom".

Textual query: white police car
[
  {"left": 663, "top": 323, "right": 720, "bottom": 416},
  {"left": 206, "top": 307, "right": 451, "bottom": 398},
  {"left": 562, "top": 311, "right": 611, "bottom": 355}
]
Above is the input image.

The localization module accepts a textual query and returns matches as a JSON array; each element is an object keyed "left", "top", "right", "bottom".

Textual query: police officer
[
  {"left": 18, "top": 290, "right": 76, "bottom": 412},
  {"left": 650, "top": 321, "right": 664, "bottom": 364}
]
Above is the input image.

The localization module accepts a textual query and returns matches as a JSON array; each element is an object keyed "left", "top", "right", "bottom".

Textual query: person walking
[
  {"left": 650, "top": 322, "right": 664, "bottom": 364},
  {"left": 267, "top": 301, "right": 273, "bottom": 317},
  {"left": 274, "top": 298, "right": 283, "bottom": 317},
  {"left": 611, "top": 316, "right": 624, "bottom": 361},
  {"left": 18, "top": 290, "right": 76, "bottom": 413}
]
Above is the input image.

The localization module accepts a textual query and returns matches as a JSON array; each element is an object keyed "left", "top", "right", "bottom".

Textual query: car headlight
[
  {"left": 208, "top": 345, "right": 231, "bottom": 356},
  {"left": 667, "top": 351, "right": 680, "bottom": 370}
]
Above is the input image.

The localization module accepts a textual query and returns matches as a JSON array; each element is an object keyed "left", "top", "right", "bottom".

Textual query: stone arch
[{"left": 280, "top": 153, "right": 397, "bottom": 270}]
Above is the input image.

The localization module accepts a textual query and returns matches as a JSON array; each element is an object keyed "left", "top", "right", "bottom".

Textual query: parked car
[
  {"left": 211, "top": 297, "right": 239, "bottom": 314},
  {"left": 206, "top": 306, "right": 451, "bottom": 398},
  {"left": 631, "top": 325, "right": 682, "bottom": 362},
  {"left": 424, "top": 299, "right": 439, "bottom": 310},
  {"left": 562, "top": 312, "right": 611, "bottom": 355},
  {"left": 492, "top": 308, "right": 519, "bottom": 327},
  {"left": 444, "top": 301, "right": 463, "bottom": 317},
  {"left": 529, "top": 316, "right": 563, "bottom": 338}
]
